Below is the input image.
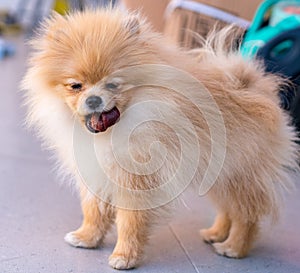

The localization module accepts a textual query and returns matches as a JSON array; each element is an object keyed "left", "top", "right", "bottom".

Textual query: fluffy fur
[{"left": 22, "top": 9, "right": 299, "bottom": 270}]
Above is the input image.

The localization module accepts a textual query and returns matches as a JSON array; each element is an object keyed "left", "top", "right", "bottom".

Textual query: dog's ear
[{"left": 124, "top": 15, "right": 140, "bottom": 36}]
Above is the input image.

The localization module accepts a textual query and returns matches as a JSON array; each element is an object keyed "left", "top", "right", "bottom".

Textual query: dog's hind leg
[
  {"left": 200, "top": 212, "right": 231, "bottom": 244},
  {"left": 212, "top": 218, "right": 259, "bottom": 258}
]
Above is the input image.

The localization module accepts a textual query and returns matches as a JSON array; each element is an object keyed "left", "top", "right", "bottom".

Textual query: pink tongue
[{"left": 89, "top": 107, "right": 120, "bottom": 132}]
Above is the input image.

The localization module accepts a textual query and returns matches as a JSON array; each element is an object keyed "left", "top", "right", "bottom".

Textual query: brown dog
[{"left": 22, "top": 8, "right": 299, "bottom": 270}]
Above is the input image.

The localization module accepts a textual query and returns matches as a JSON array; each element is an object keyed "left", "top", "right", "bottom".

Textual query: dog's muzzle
[{"left": 85, "top": 107, "right": 120, "bottom": 133}]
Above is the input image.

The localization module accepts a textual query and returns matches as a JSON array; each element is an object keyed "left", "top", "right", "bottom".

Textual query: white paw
[
  {"left": 64, "top": 232, "right": 90, "bottom": 248},
  {"left": 200, "top": 228, "right": 228, "bottom": 244},
  {"left": 109, "top": 255, "right": 137, "bottom": 270},
  {"left": 213, "top": 242, "right": 239, "bottom": 258},
  {"left": 200, "top": 228, "right": 215, "bottom": 243}
]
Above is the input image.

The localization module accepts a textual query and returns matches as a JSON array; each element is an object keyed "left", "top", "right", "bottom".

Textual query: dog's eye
[
  {"left": 105, "top": 82, "right": 119, "bottom": 91},
  {"left": 70, "top": 83, "right": 82, "bottom": 91}
]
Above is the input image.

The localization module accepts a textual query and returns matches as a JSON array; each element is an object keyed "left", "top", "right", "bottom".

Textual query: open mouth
[{"left": 85, "top": 107, "right": 120, "bottom": 133}]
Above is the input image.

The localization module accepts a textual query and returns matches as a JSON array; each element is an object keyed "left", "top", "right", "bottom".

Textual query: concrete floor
[{"left": 1, "top": 37, "right": 300, "bottom": 273}]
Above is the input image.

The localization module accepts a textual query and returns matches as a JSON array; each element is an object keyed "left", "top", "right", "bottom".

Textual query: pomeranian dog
[{"left": 22, "top": 8, "right": 299, "bottom": 270}]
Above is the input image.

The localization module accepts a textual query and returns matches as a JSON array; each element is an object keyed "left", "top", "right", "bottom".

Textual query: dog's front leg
[
  {"left": 64, "top": 188, "right": 115, "bottom": 248},
  {"left": 109, "top": 209, "right": 149, "bottom": 270}
]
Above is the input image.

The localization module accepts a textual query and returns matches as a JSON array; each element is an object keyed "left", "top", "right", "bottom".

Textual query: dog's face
[
  {"left": 29, "top": 9, "right": 158, "bottom": 133},
  {"left": 62, "top": 73, "right": 128, "bottom": 133}
]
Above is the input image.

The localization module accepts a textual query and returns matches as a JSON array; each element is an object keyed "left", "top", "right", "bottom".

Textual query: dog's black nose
[{"left": 86, "top": 96, "right": 102, "bottom": 109}]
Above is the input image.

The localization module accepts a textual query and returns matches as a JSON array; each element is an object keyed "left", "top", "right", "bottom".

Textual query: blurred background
[{"left": 1, "top": 1, "right": 300, "bottom": 273}]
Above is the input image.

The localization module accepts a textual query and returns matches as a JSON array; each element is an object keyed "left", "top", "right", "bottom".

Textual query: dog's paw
[
  {"left": 200, "top": 228, "right": 227, "bottom": 244},
  {"left": 64, "top": 229, "right": 102, "bottom": 248},
  {"left": 212, "top": 242, "right": 244, "bottom": 258},
  {"left": 109, "top": 254, "right": 138, "bottom": 270}
]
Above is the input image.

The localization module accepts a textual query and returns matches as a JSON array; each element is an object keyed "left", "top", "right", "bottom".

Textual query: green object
[
  {"left": 53, "top": 0, "right": 69, "bottom": 15},
  {"left": 241, "top": 0, "right": 300, "bottom": 58}
]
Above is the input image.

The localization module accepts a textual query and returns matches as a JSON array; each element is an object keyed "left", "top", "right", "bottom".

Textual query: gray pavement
[{"left": 1, "top": 37, "right": 300, "bottom": 273}]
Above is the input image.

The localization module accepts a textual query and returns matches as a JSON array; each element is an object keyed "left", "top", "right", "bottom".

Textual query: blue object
[
  {"left": 257, "top": 27, "right": 300, "bottom": 79},
  {"left": 256, "top": 27, "right": 300, "bottom": 110},
  {"left": 0, "top": 38, "right": 15, "bottom": 60},
  {"left": 241, "top": 0, "right": 300, "bottom": 58},
  {"left": 240, "top": 0, "right": 300, "bottom": 111}
]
